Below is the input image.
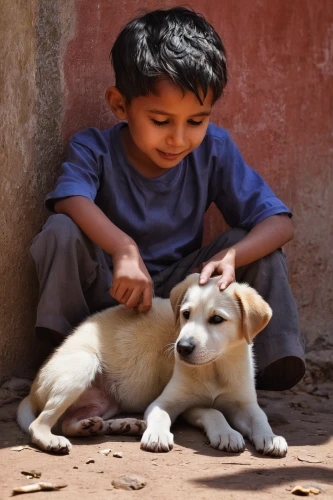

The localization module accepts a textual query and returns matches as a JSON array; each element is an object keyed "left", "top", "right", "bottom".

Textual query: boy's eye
[
  {"left": 188, "top": 119, "right": 204, "bottom": 126},
  {"left": 151, "top": 119, "right": 169, "bottom": 126},
  {"left": 151, "top": 119, "right": 204, "bottom": 127}
]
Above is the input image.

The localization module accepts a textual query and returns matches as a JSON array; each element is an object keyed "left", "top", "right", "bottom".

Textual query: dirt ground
[{"left": 0, "top": 380, "right": 332, "bottom": 500}]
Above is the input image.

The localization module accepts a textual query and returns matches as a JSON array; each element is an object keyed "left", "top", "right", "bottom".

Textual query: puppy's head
[{"left": 170, "top": 274, "right": 272, "bottom": 366}]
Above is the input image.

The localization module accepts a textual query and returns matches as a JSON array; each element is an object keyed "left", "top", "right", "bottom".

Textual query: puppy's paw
[
  {"left": 208, "top": 429, "right": 245, "bottom": 453},
  {"left": 107, "top": 418, "right": 147, "bottom": 435},
  {"left": 209, "top": 429, "right": 245, "bottom": 453},
  {"left": 78, "top": 416, "right": 104, "bottom": 435},
  {"left": 252, "top": 434, "right": 288, "bottom": 457},
  {"left": 140, "top": 428, "right": 174, "bottom": 453},
  {"left": 32, "top": 434, "right": 72, "bottom": 454}
]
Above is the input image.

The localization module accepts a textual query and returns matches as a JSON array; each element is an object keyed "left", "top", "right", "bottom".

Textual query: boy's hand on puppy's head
[
  {"left": 110, "top": 244, "right": 153, "bottom": 312},
  {"left": 199, "top": 248, "right": 236, "bottom": 291}
]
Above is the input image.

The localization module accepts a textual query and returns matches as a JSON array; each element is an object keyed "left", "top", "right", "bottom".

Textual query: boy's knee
[
  {"left": 45, "top": 213, "right": 79, "bottom": 233},
  {"left": 32, "top": 214, "right": 83, "bottom": 251},
  {"left": 259, "top": 248, "right": 288, "bottom": 274},
  {"left": 215, "top": 227, "right": 248, "bottom": 248}
]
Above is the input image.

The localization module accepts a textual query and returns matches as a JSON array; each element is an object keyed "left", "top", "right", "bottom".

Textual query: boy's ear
[{"left": 105, "top": 87, "right": 127, "bottom": 120}]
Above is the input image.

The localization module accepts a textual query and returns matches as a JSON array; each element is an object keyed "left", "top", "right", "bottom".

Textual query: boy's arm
[
  {"left": 199, "top": 214, "right": 294, "bottom": 289},
  {"left": 54, "top": 195, "right": 152, "bottom": 312}
]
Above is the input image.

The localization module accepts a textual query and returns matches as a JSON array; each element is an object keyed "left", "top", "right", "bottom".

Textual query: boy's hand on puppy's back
[
  {"left": 199, "top": 248, "right": 236, "bottom": 291},
  {"left": 110, "top": 244, "right": 153, "bottom": 312}
]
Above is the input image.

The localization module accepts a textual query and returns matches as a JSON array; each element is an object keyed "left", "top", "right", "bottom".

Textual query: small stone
[
  {"left": 291, "top": 485, "right": 322, "bottom": 496},
  {"left": 112, "top": 475, "right": 147, "bottom": 491},
  {"left": 85, "top": 458, "right": 95, "bottom": 464},
  {"left": 21, "top": 470, "right": 41, "bottom": 478},
  {"left": 113, "top": 452, "right": 123, "bottom": 458},
  {"left": 291, "top": 485, "right": 311, "bottom": 496},
  {"left": 98, "top": 448, "right": 112, "bottom": 456}
]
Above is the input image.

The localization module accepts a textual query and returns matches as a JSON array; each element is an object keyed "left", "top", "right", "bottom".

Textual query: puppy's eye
[
  {"left": 183, "top": 311, "right": 190, "bottom": 320},
  {"left": 209, "top": 315, "right": 224, "bottom": 324}
]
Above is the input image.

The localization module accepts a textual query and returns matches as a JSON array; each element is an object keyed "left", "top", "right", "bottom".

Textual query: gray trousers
[{"left": 30, "top": 214, "right": 305, "bottom": 390}]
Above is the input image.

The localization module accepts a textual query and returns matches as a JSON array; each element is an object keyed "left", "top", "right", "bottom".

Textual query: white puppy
[{"left": 17, "top": 274, "right": 287, "bottom": 457}]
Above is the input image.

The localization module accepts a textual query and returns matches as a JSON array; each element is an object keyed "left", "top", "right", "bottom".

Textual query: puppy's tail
[{"left": 17, "top": 396, "right": 36, "bottom": 433}]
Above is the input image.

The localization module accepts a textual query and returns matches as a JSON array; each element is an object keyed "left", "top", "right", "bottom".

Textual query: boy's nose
[{"left": 166, "top": 128, "right": 186, "bottom": 148}]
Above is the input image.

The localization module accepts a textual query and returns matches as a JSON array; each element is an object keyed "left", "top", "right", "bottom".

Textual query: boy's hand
[
  {"left": 111, "top": 244, "right": 153, "bottom": 312},
  {"left": 199, "top": 248, "right": 236, "bottom": 290}
]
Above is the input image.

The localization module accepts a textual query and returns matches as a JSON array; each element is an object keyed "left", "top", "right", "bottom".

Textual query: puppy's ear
[
  {"left": 169, "top": 274, "right": 200, "bottom": 320},
  {"left": 233, "top": 284, "right": 272, "bottom": 344}
]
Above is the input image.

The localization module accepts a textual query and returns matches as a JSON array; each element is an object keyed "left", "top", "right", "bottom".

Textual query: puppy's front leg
[
  {"left": 220, "top": 400, "right": 288, "bottom": 457},
  {"left": 141, "top": 400, "right": 175, "bottom": 452},
  {"left": 141, "top": 380, "right": 193, "bottom": 453},
  {"left": 183, "top": 407, "right": 245, "bottom": 453}
]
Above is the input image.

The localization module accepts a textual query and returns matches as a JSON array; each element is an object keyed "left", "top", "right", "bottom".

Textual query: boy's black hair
[{"left": 111, "top": 7, "right": 227, "bottom": 104}]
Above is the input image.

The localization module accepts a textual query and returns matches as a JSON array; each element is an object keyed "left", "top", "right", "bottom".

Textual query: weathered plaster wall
[
  {"left": 0, "top": 0, "right": 75, "bottom": 383},
  {"left": 1, "top": 0, "right": 39, "bottom": 381},
  {"left": 0, "top": 0, "right": 332, "bottom": 384}
]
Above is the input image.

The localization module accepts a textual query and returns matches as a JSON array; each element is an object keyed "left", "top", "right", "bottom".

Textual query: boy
[{"left": 31, "top": 7, "right": 305, "bottom": 390}]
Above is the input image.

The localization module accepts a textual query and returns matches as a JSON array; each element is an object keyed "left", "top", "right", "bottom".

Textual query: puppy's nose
[{"left": 177, "top": 338, "right": 195, "bottom": 356}]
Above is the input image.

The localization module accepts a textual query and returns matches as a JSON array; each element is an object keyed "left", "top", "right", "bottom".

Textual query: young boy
[{"left": 31, "top": 7, "right": 305, "bottom": 390}]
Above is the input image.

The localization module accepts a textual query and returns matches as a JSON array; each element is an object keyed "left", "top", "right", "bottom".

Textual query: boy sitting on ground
[{"left": 31, "top": 7, "right": 305, "bottom": 391}]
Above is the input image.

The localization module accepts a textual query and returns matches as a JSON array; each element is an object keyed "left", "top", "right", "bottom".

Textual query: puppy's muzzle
[{"left": 176, "top": 338, "right": 195, "bottom": 357}]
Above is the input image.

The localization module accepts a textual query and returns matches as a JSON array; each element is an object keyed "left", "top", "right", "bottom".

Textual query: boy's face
[{"left": 107, "top": 79, "right": 213, "bottom": 178}]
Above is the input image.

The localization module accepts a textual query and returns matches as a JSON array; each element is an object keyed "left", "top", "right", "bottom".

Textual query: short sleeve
[
  {"left": 45, "top": 128, "right": 109, "bottom": 212},
  {"left": 209, "top": 131, "right": 292, "bottom": 230}
]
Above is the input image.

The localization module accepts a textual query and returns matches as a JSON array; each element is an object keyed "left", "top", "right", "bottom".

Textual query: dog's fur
[{"left": 17, "top": 274, "right": 287, "bottom": 457}]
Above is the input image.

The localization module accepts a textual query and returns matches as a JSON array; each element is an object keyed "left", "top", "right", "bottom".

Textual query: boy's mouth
[{"left": 157, "top": 150, "right": 184, "bottom": 161}]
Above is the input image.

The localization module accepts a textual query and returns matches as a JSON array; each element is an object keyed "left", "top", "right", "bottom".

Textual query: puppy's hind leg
[
  {"left": 102, "top": 418, "right": 147, "bottom": 436},
  {"left": 62, "top": 389, "right": 146, "bottom": 439},
  {"left": 30, "top": 350, "right": 101, "bottom": 454},
  {"left": 64, "top": 416, "right": 146, "bottom": 438}
]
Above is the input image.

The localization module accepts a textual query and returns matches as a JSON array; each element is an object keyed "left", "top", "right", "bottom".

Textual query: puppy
[{"left": 17, "top": 274, "right": 287, "bottom": 457}]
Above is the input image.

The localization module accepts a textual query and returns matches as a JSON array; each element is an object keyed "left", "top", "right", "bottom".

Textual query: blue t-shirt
[{"left": 46, "top": 122, "right": 291, "bottom": 274}]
